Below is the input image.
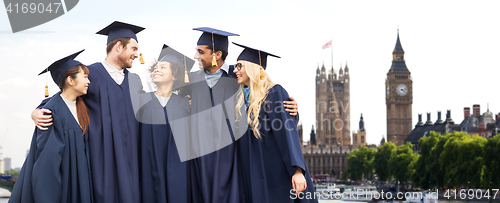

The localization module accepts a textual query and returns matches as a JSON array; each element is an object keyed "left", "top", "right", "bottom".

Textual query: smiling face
[
  {"left": 151, "top": 61, "right": 175, "bottom": 84},
  {"left": 194, "top": 45, "right": 214, "bottom": 70},
  {"left": 71, "top": 69, "right": 90, "bottom": 96},
  {"left": 233, "top": 60, "right": 250, "bottom": 86},
  {"left": 118, "top": 38, "right": 139, "bottom": 69}
]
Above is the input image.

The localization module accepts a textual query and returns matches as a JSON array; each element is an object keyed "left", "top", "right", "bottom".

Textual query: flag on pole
[{"left": 322, "top": 40, "right": 332, "bottom": 49}]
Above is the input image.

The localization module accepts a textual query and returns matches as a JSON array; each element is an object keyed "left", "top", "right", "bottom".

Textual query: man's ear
[
  {"left": 115, "top": 41, "right": 123, "bottom": 53},
  {"left": 215, "top": 50, "right": 223, "bottom": 60}
]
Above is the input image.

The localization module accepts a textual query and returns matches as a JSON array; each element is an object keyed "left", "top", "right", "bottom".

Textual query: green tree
[
  {"left": 389, "top": 142, "right": 414, "bottom": 185},
  {"left": 407, "top": 152, "right": 420, "bottom": 188},
  {"left": 374, "top": 142, "right": 396, "bottom": 181},
  {"left": 481, "top": 134, "right": 500, "bottom": 189},
  {"left": 2, "top": 169, "right": 19, "bottom": 180},
  {"left": 440, "top": 131, "right": 486, "bottom": 188},
  {"left": 345, "top": 146, "right": 376, "bottom": 181},
  {"left": 425, "top": 132, "right": 449, "bottom": 188},
  {"left": 411, "top": 131, "right": 441, "bottom": 189}
]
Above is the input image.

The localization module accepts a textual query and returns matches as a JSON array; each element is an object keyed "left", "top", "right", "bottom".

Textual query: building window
[{"left": 330, "top": 118, "right": 333, "bottom": 134}]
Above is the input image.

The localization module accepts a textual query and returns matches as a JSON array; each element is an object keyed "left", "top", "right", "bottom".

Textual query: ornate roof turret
[
  {"left": 435, "top": 111, "right": 444, "bottom": 125},
  {"left": 424, "top": 112, "right": 434, "bottom": 126},
  {"left": 444, "top": 109, "right": 455, "bottom": 125},
  {"left": 388, "top": 29, "right": 410, "bottom": 74},
  {"left": 416, "top": 113, "right": 424, "bottom": 127},
  {"left": 359, "top": 113, "right": 365, "bottom": 131},
  {"left": 393, "top": 29, "right": 405, "bottom": 54},
  {"left": 310, "top": 125, "right": 316, "bottom": 146}
]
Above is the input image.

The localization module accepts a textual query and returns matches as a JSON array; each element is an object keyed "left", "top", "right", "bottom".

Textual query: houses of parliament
[{"left": 302, "top": 31, "right": 413, "bottom": 177}]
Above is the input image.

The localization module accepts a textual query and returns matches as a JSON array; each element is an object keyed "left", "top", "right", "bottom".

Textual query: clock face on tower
[
  {"left": 396, "top": 84, "right": 408, "bottom": 96},
  {"left": 386, "top": 85, "right": 390, "bottom": 96}
]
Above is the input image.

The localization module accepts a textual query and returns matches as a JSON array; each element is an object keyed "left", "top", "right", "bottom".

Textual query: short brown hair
[{"left": 106, "top": 37, "right": 131, "bottom": 54}]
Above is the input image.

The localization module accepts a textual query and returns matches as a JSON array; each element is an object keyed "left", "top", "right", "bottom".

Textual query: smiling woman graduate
[
  {"left": 136, "top": 44, "right": 193, "bottom": 203},
  {"left": 10, "top": 50, "right": 93, "bottom": 203},
  {"left": 233, "top": 43, "right": 318, "bottom": 203}
]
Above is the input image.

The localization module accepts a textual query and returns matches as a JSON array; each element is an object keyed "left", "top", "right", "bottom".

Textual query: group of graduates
[{"left": 9, "top": 21, "right": 318, "bottom": 203}]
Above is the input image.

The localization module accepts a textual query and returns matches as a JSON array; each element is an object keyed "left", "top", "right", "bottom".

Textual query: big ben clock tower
[{"left": 386, "top": 30, "right": 413, "bottom": 146}]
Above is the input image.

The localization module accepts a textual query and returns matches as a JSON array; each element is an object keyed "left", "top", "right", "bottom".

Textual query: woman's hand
[{"left": 292, "top": 167, "right": 307, "bottom": 194}]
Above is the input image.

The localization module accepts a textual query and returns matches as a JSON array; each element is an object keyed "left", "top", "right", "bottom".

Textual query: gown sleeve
[
  {"left": 36, "top": 91, "right": 61, "bottom": 109},
  {"left": 266, "top": 85, "right": 306, "bottom": 178},
  {"left": 31, "top": 113, "right": 65, "bottom": 203}
]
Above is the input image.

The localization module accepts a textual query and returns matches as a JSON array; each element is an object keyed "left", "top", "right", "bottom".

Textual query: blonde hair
[{"left": 235, "top": 61, "right": 275, "bottom": 139}]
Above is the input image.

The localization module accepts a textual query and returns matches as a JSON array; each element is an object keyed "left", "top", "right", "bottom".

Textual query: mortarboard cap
[
  {"left": 157, "top": 44, "right": 195, "bottom": 83},
  {"left": 39, "top": 49, "right": 85, "bottom": 85},
  {"left": 233, "top": 42, "right": 280, "bottom": 70},
  {"left": 194, "top": 27, "right": 239, "bottom": 50},
  {"left": 96, "top": 21, "right": 145, "bottom": 45}
]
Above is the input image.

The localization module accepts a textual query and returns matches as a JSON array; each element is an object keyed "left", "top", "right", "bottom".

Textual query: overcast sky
[{"left": 1, "top": 0, "right": 499, "bottom": 168}]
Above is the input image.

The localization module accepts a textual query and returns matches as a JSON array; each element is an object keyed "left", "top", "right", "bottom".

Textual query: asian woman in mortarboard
[
  {"left": 10, "top": 50, "right": 93, "bottom": 203},
  {"left": 135, "top": 45, "right": 193, "bottom": 203},
  {"left": 233, "top": 43, "right": 318, "bottom": 203}
]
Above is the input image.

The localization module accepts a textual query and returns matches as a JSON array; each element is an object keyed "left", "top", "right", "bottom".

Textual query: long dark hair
[{"left": 58, "top": 64, "right": 90, "bottom": 136}]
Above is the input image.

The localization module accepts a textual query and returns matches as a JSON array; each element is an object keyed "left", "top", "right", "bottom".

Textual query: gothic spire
[{"left": 393, "top": 28, "right": 405, "bottom": 54}]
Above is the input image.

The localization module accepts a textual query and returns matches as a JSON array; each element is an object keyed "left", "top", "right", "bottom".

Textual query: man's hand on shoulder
[
  {"left": 32, "top": 108, "right": 53, "bottom": 130},
  {"left": 284, "top": 96, "right": 298, "bottom": 116}
]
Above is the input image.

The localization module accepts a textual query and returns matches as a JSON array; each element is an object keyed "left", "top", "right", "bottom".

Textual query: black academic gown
[
  {"left": 10, "top": 93, "right": 93, "bottom": 203},
  {"left": 84, "top": 63, "right": 142, "bottom": 203},
  {"left": 181, "top": 68, "right": 247, "bottom": 203},
  {"left": 136, "top": 93, "right": 190, "bottom": 203},
  {"left": 237, "top": 84, "right": 317, "bottom": 203}
]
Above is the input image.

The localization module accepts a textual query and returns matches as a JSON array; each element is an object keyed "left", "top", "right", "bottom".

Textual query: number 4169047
[
  {"left": 5, "top": 3, "right": 62, "bottom": 14},
  {"left": 444, "top": 189, "right": 499, "bottom": 200}
]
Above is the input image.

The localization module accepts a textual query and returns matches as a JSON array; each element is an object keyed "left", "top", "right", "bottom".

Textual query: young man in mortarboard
[
  {"left": 31, "top": 21, "right": 145, "bottom": 203},
  {"left": 182, "top": 27, "right": 299, "bottom": 203}
]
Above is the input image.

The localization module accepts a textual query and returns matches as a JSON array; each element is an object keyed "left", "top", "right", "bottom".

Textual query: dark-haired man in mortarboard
[
  {"left": 31, "top": 21, "right": 146, "bottom": 203},
  {"left": 181, "top": 27, "right": 299, "bottom": 203}
]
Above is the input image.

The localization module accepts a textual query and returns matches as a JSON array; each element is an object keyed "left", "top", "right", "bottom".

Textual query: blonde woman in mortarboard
[{"left": 233, "top": 43, "right": 318, "bottom": 203}]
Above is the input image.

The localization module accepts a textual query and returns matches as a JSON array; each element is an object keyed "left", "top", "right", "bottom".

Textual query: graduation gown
[
  {"left": 84, "top": 63, "right": 143, "bottom": 203},
  {"left": 180, "top": 68, "right": 247, "bottom": 203},
  {"left": 237, "top": 84, "right": 317, "bottom": 203},
  {"left": 10, "top": 93, "right": 93, "bottom": 203},
  {"left": 136, "top": 93, "right": 190, "bottom": 203}
]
